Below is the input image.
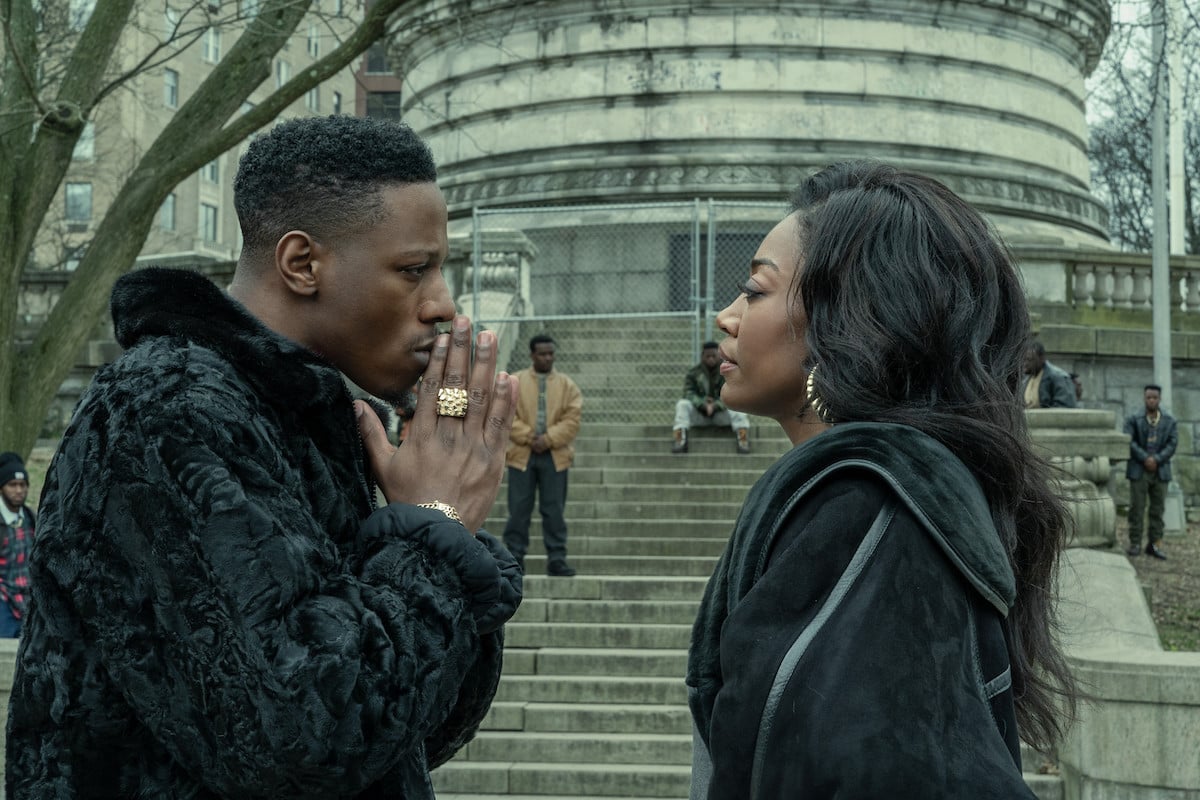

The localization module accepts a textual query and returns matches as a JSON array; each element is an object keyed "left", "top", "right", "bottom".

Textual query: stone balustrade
[{"left": 1067, "top": 251, "right": 1200, "bottom": 313}]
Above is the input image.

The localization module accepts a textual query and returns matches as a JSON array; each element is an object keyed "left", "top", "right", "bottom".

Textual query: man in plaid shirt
[{"left": 0, "top": 451, "right": 35, "bottom": 638}]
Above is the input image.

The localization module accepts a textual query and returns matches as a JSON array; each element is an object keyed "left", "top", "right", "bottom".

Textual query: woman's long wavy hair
[{"left": 791, "top": 161, "right": 1075, "bottom": 750}]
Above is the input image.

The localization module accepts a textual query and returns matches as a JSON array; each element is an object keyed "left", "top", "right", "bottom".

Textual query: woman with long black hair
[{"left": 687, "top": 161, "right": 1075, "bottom": 798}]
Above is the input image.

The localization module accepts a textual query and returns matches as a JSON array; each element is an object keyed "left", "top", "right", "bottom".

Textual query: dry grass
[{"left": 1115, "top": 517, "right": 1200, "bottom": 652}]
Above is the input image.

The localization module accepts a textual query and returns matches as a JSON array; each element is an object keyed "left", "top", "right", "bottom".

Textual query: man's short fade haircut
[
  {"left": 234, "top": 115, "right": 437, "bottom": 258},
  {"left": 530, "top": 334, "right": 556, "bottom": 351},
  {"left": 1028, "top": 340, "right": 1046, "bottom": 356},
  {"left": 1145, "top": 384, "right": 1162, "bottom": 393}
]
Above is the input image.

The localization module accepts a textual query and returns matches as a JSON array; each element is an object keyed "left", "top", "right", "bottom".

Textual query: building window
[
  {"left": 200, "top": 203, "right": 219, "bottom": 243},
  {"left": 305, "top": 87, "right": 319, "bottom": 112},
  {"left": 307, "top": 23, "right": 320, "bottom": 58},
  {"left": 365, "top": 42, "right": 391, "bottom": 74},
  {"left": 202, "top": 27, "right": 221, "bottom": 62},
  {"left": 275, "top": 59, "right": 290, "bottom": 89},
  {"left": 164, "top": 5, "right": 179, "bottom": 34},
  {"left": 332, "top": 90, "right": 342, "bottom": 115},
  {"left": 239, "top": 0, "right": 259, "bottom": 17},
  {"left": 72, "top": 121, "right": 95, "bottom": 161},
  {"left": 333, "top": 0, "right": 344, "bottom": 15},
  {"left": 366, "top": 92, "right": 402, "bottom": 121},
  {"left": 160, "top": 193, "right": 176, "bottom": 230},
  {"left": 65, "top": 182, "right": 92, "bottom": 222},
  {"left": 202, "top": 159, "right": 220, "bottom": 184},
  {"left": 164, "top": 68, "right": 179, "bottom": 108}
]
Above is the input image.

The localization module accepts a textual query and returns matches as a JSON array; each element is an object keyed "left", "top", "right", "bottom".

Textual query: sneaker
[
  {"left": 1125, "top": 544, "right": 1141, "bottom": 557},
  {"left": 1145, "top": 543, "right": 1168, "bottom": 560},
  {"left": 547, "top": 559, "right": 577, "bottom": 577},
  {"left": 672, "top": 429, "right": 688, "bottom": 454}
]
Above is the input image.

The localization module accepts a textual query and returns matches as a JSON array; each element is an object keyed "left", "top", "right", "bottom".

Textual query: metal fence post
[
  {"left": 471, "top": 207, "right": 482, "bottom": 323},
  {"left": 705, "top": 198, "right": 717, "bottom": 343},
  {"left": 691, "top": 198, "right": 701, "bottom": 360}
]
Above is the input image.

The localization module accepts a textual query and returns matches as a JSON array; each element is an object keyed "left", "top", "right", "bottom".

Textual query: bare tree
[
  {"left": 1, "top": 0, "right": 414, "bottom": 458},
  {"left": 1087, "top": 0, "right": 1198, "bottom": 252}
]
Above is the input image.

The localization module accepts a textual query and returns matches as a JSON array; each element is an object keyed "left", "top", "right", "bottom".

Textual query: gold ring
[{"left": 436, "top": 387, "right": 469, "bottom": 418}]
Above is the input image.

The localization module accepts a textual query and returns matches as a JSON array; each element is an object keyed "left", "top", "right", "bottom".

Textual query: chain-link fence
[{"left": 464, "top": 200, "right": 787, "bottom": 425}]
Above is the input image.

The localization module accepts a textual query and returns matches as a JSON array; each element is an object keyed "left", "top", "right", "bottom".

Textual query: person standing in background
[
  {"left": 0, "top": 451, "right": 34, "bottom": 638},
  {"left": 504, "top": 334, "right": 583, "bottom": 577},
  {"left": 1124, "top": 384, "right": 1177, "bottom": 560}
]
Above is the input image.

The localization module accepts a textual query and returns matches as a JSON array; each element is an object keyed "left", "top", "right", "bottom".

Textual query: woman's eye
[{"left": 738, "top": 281, "right": 764, "bottom": 300}]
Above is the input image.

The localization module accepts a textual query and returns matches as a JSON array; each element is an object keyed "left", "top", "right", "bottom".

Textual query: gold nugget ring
[{"left": 436, "top": 387, "right": 469, "bottom": 418}]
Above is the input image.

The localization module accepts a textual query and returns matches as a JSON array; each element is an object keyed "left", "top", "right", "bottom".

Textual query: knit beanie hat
[{"left": 0, "top": 452, "right": 28, "bottom": 486}]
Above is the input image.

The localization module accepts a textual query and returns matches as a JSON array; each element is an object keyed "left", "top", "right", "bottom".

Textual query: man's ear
[{"left": 275, "top": 231, "right": 320, "bottom": 297}]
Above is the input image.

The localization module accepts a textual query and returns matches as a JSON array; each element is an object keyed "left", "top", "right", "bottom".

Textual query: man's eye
[{"left": 400, "top": 265, "right": 430, "bottom": 276}]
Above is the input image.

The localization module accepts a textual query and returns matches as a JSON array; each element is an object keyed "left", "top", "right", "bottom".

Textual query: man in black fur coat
[{"left": 6, "top": 117, "right": 523, "bottom": 798}]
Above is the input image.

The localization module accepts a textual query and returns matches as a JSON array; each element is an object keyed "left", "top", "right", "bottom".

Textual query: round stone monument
[{"left": 394, "top": 0, "right": 1111, "bottom": 246}]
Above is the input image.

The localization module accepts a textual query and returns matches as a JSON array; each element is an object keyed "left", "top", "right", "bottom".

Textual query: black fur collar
[{"left": 111, "top": 267, "right": 346, "bottom": 411}]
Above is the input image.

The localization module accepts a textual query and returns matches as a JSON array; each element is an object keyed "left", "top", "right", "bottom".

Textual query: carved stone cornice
[{"left": 442, "top": 162, "right": 1108, "bottom": 238}]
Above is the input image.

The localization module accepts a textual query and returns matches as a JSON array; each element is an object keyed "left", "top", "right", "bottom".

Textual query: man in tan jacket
[{"left": 504, "top": 334, "right": 583, "bottom": 576}]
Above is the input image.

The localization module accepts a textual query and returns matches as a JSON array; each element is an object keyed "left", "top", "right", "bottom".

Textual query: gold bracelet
[{"left": 416, "top": 501, "right": 464, "bottom": 525}]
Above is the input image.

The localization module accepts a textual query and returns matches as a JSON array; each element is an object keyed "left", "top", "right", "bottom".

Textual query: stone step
[
  {"left": 521, "top": 575, "right": 709, "bottom": 601},
  {"left": 553, "top": 422, "right": 782, "bottom": 439},
  {"left": 565, "top": 466, "right": 768, "bottom": 486},
  {"left": 491, "top": 498, "right": 741, "bottom": 522},
  {"left": 495, "top": 483, "right": 756, "bottom": 503},
  {"left": 578, "top": 434, "right": 787, "bottom": 453},
  {"left": 483, "top": 518, "right": 734, "bottom": 540},
  {"left": 431, "top": 761, "right": 692, "bottom": 797},
  {"left": 505, "top": 647, "right": 690, "bottom": 676},
  {"left": 567, "top": 453, "right": 784, "bottom": 470},
  {"left": 505, "top": 622, "right": 692, "bottom": 649},
  {"left": 494, "top": 675, "right": 687, "bottom": 705},
  {"left": 515, "top": 598, "right": 699, "bottom": 624},
  {"left": 488, "top": 702, "right": 692, "bottom": 734},
  {"left": 465, "top": 731, "right": 691, "bottom": 765},
  {"left": 512, "top": 554, "right": 719, "bottom": 577},
  {"left": 573, "top": 437, "right": 788, "bottom": 456}
]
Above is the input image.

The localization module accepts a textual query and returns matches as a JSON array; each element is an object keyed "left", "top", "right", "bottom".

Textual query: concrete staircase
[{"left": 432, "top": 318, "right": 1063, "bottom": 799}]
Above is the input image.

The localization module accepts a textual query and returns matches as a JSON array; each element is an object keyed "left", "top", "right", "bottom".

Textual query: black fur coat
[{"left": 6, "top": 268, "right": 521, "bottom": 799}]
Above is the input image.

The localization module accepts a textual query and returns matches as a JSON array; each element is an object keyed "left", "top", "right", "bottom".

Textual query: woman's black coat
[{"left": 688, "top": 423, "right": 1034, "bottom": 799}]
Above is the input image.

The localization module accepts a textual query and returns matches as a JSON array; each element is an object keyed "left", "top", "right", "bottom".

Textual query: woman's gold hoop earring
[{"left": 806, "top": 366, "right": 833, "bottom": 423}]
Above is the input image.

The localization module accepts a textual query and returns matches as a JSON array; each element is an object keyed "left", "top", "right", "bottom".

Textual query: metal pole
[
  {"left": 1151, "top": 0, "right": 1173, "bottom": 410},
  {"left": 1167, "top": 0, "right": 1185, "bottom": 255},
  {"left": 691, "top": 198, "right": 701, "bottom": 359},
  {"left": 705, "top": 199, "right": 716, "bottom": 344},
  {"left": 471, "top": 207, "right": 482, "bottom": 323}
]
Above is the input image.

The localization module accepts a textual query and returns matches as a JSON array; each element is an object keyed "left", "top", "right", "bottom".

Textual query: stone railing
[
  {"left": 1056, "top": 548, "right": 1200, "bottom": 798},
  {"left": 1025, "top": 409, "right": 1130, "bottom": 548},
  {"left": 1064, "top": 250, "right": 1200, "bottom": 313}
]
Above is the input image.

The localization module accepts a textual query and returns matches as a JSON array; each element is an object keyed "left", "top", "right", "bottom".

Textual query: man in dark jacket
[
  {"left": 0, "top": 451, "right": 34, "bottom": 638},
  {"left": 1124, "top": 384, "right": 1178, "bottom": 560},
  {"left": 1021, "top": 341, "right": 1077, "bottom": 408},
  {"left": 672, "top": 341, "right": 752, "bottom": 454},
  {"left": 7, "top": 117, "right": 522, "bottom": 798}
]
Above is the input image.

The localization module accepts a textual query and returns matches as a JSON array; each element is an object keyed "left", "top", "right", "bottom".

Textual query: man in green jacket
[{"left": 673, "top": 341, "right": 751, "bottom": 454}]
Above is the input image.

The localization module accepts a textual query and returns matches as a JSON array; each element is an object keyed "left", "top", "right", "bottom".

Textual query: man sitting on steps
[{"left": 672, "top": 341, "right": 751, "bottom": 455}]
